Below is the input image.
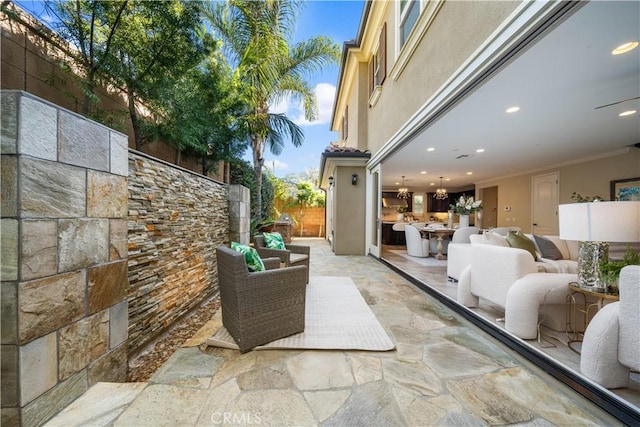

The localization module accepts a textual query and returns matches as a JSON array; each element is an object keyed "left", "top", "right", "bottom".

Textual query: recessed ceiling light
[
  {"left": 466, "top": 172, "right": 473, "bottom": 175},
  {"left": 429, "top": 182, "right": 435, "bottom": 186},
  {"left": 619, "top": 110, "right": 637, "bottom": 117},
  {"left": 612, "top": 41, "right": 639, "bottom": 55},
  {"left": 506, "top": 106, "right": 520, "bottom": 113},
  {"left": 476, "top": 148, "right": 485, "bottom": 153},
  {"left": 426, "top": 147, "right": 435, "bottom": 152},
  {"left": 395, "top": 181, "right": 400, "bottom": 185},
  {"left": 420, "top": 171, "right": 427, "bottom": 174},
  {"left": 445, "top": 178, "right": 451, "bottom": 181}
]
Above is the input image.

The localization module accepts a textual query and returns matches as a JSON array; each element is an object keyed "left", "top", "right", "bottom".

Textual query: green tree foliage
[
  {"left": 229, "top": 158, "right": 274, "bottom": 222},
  {"left": 205, "top": 0, "right": 340, "bottom": 219},
  {"left": 44, "top": 0, "right": 239, "bottom": 163},
  {"left": 44, "top": 0, "right": 128, "bottom": 116},
  {"left": 143, "top": 50, "right": 248, "bottom": 172},
  {"left": 104, "top": 0, "right": 211, "bottom": 149}
]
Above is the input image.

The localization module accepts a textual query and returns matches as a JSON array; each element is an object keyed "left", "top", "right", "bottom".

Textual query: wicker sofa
[{"left": 216, "top": 245, "right": 308, "bottom": 352}]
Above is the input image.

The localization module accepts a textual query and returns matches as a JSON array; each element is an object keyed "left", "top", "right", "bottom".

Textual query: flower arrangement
[
  {"left": 450, "top": 195, "right": 483, "bottom": 215},
  {"left": 396, "top": 206, "right": 408, "bottom": 213}
]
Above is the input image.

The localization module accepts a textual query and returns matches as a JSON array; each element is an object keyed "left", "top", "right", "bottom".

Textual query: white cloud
[
  {"left": 263, "top": 158, "right": 289, "bottom": 173},
  {"left": 268, "top": 83, "right": 336, "bottom": 127}
]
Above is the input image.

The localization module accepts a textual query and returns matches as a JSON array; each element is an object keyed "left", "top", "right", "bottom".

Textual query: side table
[{"left": 565, "top": 283, "right": 619, "bottom": 353}]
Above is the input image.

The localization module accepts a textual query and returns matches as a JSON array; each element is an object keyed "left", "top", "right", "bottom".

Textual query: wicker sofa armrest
[
  {"left": 262, "top": 257, "right": 282, "bottom": 270},
  {"left": 255, "top": 247, "right": 291, "bottom": 264},
  {"left": 284, "top": 244, "right": 310, "bottom": 256}
]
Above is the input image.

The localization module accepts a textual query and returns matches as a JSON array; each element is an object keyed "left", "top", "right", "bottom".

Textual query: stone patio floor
[{"left": 45, "top": 239, "right": 620, "bottom": 426}]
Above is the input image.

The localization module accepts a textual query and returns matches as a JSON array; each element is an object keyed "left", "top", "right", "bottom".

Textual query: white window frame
[{"left": 391, "top": 0, "right": 444, "bottom": 81}]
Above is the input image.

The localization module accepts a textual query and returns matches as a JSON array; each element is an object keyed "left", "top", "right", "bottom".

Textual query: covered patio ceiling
[{"left": 382, "top": 1, "right": 640, "bottom": 190}]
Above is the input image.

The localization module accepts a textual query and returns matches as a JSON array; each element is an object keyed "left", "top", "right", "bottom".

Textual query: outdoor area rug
[
  {"left": 206, "top": 276, "right": 395, "bottom": 351},
  {"left": 388, "top": 249, "right": 448, "bottom": 267}
]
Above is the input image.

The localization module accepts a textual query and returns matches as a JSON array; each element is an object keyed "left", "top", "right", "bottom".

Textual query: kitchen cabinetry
[
  {"left": 427, "top": 194, "right": 450, "bottom": 212},
  {"left": 382, "top": 223, "right": 406, "bottom": 245}
]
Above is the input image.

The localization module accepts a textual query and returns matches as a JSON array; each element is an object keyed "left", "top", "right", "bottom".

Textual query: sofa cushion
[
  {"left": 231, "top": 242, "right": 265, "bottom": 272},
  {"left": 506, "top": 231, "right": 537, "bottom": 260},
  {"left": 533, "top": 235, "right": 564, "bottom": 260},
  {"left": 263, "top": 232, "right": 286, "bottom": 250},
  {"left": 474, "top": 231, "right": 509, "bottom": 246}
]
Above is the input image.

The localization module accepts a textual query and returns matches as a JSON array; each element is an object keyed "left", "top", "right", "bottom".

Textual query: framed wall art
[{"left": 610, "top": 177, "right": 640, "bottom": 201}]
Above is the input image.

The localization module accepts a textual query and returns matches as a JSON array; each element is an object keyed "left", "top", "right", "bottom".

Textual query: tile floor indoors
[{"left": 46, "top": 238, "right": 635, "bottom": 426}]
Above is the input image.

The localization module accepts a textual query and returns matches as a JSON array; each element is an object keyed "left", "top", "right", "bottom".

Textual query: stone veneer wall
[
  {"left": 1, "top": 91, "right": 129, "bottom": 427},
  {"left": 127, "top": 152, "right": 229, "bottom": 354}
]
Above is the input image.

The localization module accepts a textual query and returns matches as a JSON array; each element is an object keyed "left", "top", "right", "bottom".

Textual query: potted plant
[
  {"left": 599, "top": 245, "right": 640, "bottom": 294},
  {"left": 449, "top": 195, "right": 482, "bottom": 227}
]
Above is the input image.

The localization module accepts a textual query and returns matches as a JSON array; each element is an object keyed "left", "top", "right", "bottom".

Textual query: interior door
[
  {"left": 532, "top": 172, "right": 559, "bottom": 235},
  {"left": 368, "top": 165, "right": 382, "bottom": 257}
]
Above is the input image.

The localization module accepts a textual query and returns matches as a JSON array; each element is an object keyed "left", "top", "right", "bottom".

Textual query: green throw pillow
[
  {"left": 230, "top": 242, "right": 265, "bottom": 272},
  {"left": 263, "top": 232, "right": 286, "bottom": 250},
  {"left": 506, "top": 231, "right": 538, "bottom": 260}
]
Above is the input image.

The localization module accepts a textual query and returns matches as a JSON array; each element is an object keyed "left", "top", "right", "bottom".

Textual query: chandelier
[
  {"left": 397, "top": 176, "right": 410, "bottom": 199},
  {"left": 434, "top": 176, "right": 448, "bottom": 200}
]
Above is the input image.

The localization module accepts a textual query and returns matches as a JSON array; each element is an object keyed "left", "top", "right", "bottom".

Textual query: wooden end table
[{"left": 565, "top": 283, "right": 619, "bottom": 353}]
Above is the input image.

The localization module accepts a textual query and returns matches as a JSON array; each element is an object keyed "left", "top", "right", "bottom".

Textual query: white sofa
[
  {"left": 448, "top": 232, "right": 579, "bottom": 281},
  {"left": 456, "top": 233, "right": 580, "bottom": 338},
  {"left": 580, "top": 265, "right": 640, "bottom": 388}
]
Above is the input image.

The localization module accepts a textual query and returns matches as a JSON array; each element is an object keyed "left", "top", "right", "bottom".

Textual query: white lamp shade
[{"left": 559, "top": 201, "right": 640, "bottom": 242}]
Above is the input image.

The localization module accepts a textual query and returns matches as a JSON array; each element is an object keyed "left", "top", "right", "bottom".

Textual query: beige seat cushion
[{"left": 290, "top": 253, "right": 309, "bottom": 264}]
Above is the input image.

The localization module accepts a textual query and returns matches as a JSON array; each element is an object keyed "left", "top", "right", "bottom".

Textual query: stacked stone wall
[
  {"left": 1, "top": 91, "right": 129, "bottom": 426},
  {"left": 127, "top": 152, "right": 228, "bottom": 354}
]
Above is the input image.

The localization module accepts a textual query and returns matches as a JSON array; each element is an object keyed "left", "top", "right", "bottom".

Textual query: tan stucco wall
[
  {"left": 476, "top": 149, "right": 640, "bottom": 233},
  {"left": 365, "top": 1, "right": 521, "bottom": 154},
  {"left": 333, "top": 166, "right": 367, "bottom": 254}
]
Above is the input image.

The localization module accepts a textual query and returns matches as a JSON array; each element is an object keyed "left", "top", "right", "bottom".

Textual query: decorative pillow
[
  {"left": 230, "top": 242, "right": 265, "bottom": 272},
  {"left": 506, "top": 231, "right": 537, "bottom": 260},
  {"left": 482, "top": 231, "right": 509, "bottom": 247},
  {"left": 263, "top": 232, "right": 286, "bottom": 250},
  {"left": 533, "top": 235, "right": 564, "bottom": 260}
]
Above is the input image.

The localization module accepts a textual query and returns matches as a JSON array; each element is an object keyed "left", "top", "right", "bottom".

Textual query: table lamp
[{"left": 559, "top": 201, "right": 640, "bottom": 292}]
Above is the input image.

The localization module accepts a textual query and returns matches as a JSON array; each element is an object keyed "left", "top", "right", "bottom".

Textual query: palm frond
[{"left": 267, "top": 113, "right": 304, "bottom": 154}]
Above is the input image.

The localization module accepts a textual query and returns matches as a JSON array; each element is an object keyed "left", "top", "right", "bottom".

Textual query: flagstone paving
[{"left": 45, "top": 238, "right": 620, "bottom": 426}]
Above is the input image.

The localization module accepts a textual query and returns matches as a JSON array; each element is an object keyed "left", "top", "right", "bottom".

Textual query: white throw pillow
[{"left": 481, "top": 231, "right": 509, "bottom": 247}]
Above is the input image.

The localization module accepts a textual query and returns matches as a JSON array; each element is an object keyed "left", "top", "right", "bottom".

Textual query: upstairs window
[
  {"left": 368, "top": 23, "right": 387, "bottom": 105},
  {"left": 400, "top": 0, "right": 420, "bottom": 48}
]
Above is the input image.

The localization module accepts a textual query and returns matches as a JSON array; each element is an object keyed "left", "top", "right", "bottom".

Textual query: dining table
[{"left": 421, "top": 226, "right": 456, "bottom": 260}]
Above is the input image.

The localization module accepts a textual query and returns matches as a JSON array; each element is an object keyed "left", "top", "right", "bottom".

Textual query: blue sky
[{"left": 15, "top": 0, "right": 365, "bottom": 178}]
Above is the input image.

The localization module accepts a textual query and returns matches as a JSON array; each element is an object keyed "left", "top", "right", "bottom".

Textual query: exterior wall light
[{"left": 352, "top": 174, "right": 358, "bottom": 185}]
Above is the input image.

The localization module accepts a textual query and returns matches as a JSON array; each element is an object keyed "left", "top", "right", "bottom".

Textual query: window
[
  {"left": 400, "top": 0, "right": 420, "bottom": 48},
  {"left": 369, "top": 22, "right": 387, "bottom": 107},
  {"left": 369, "top": 23, "right": 387, "bottom": 105}
]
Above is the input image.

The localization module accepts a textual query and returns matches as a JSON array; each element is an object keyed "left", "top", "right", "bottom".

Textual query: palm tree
[{"left": 205, "top": 0, "right": 339, "bottom": 219}]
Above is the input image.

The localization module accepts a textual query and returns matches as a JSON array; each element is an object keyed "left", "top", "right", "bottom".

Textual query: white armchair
[
  {"left": 405, "top": 224, "right": 429, "bottom": 257},
  {"left": 580, "top": 265, "right": 640, "bottom": 388}
]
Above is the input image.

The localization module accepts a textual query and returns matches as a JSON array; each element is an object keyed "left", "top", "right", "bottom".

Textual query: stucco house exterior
[{"left": 320, "top": 0, "right": 640, "bottom": 256}]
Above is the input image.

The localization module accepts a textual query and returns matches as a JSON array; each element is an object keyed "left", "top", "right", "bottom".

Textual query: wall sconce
[
  {"left": 328, "top": 176, "right": 334, "bottom": 187},
  {"left": 351, "top": 173, "right": 358, "bottom": 185}
]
